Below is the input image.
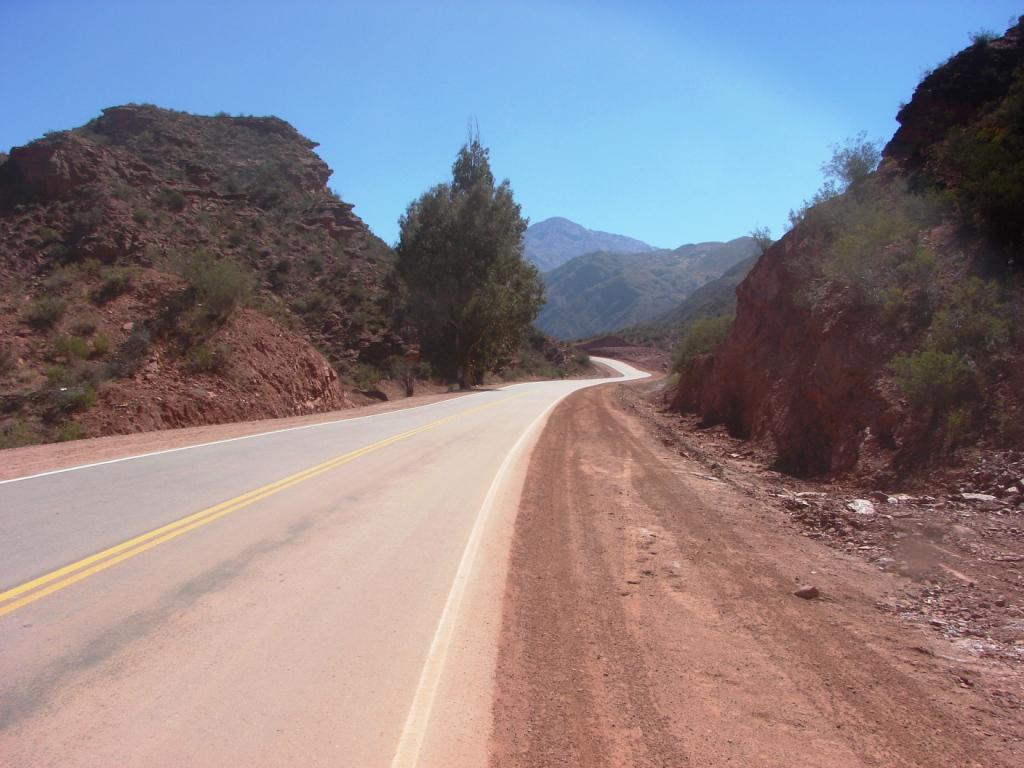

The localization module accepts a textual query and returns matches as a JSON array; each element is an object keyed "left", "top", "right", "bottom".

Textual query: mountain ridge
[
  {"left": 523, "top": 216, "right": 655, "bottom": 272},
  {"left": 535, "top": 236, "right": 758, "bottom": 340}
]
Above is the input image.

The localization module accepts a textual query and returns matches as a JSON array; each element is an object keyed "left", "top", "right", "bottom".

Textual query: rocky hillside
[
  {"left": 672, "top": 20, "right": 1024, "bottom": 482},
  {"left": 621, "top": 254, "right": 758, "bottom": 350},
  {"left": 523, "top": 216, "right": 655, "bottom": 272},
  {"left": 0, "top": 105, "right": 409, "bottom": 445},
  {"left": 536, "top": 237, "right": 758, "bottom": 340}
]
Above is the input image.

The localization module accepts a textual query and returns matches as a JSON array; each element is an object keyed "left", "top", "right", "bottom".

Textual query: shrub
[
  {"left": 945, "top": 407, "right": 974, "bottom": 445},
  {"left": 92, "top": 268, "right": 133, "bottom": 304},
  {"left": 57, "top": 421, "right": 86, "bottom": 442},
  {"left": 673, "top": 314, "right": 733, "bottom": 371},
  {"left": 890, "top": 347, "right": 971, "bottom": 410},
  {"left": 0, "top": 419, "right": 38, "bottom": 450},
  {"left": 929, "top": 278, "right": 1009, "bottom": 355},
  {"left": 132, "top": 208, "right": 151, "bottom": 225},
  {"left": 969, "top": 29, "right": 997, "bottom": 45},
  {"left": 177, "top": 250, "right": 254, "bottom": 321},
  {"left": 72, "top": 315, "right": 100, "bottom": 336},
  {"left": 52, "top": 334, "right": 90, "bottom": 360},
  {"left": 23, "top": 296, "right": 67, "bottom": 329},
  {"left": 45, "top": 242, "right": 70, "bottom": 263},
  {"left": 90, "top": 333, "right": 111, "bottom": 359},
  {"left": 188, "top": 343, "right": 231, "bottom": 374},
  {"left": 37, "top": 227, "right": 61, "bottom": 244},
  {"left": 106, "top": 328, "right": 151, "bottom": 378},
  {"left": 354, "top": 363, "right": 382, "bottom": 392},
  {"left": 154, "top": 187, "right": 187, "bottom": 212},
  {"left": 0, "top": 345, "right": 15, "bottom": 376},
  {"left": 45, "top": 381, "right": 98, "bottom": 416},
  {"left": 789, "top": 133, "right": 881, "bottom": 228},
  {"left": 44, "top": 267, "right": 79, "bottom": 293},
  {"left": 940, "top": 74, "right": 1024, "bottom": 248}
]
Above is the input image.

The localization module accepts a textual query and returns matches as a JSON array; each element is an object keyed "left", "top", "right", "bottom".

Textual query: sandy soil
[
  {"left": 490, "top": 383, "right": 1023, "bottom": 767},
  {"left": 0, "top": 387, "right": 465, "bottom": 481}
]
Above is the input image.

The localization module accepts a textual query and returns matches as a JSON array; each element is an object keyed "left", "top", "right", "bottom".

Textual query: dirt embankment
[{"left": 490, "top": 383, "right": 1023, "bottom": 767}]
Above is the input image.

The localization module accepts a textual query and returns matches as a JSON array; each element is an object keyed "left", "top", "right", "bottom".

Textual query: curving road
[{"left": 0, "top": 358, "right": 647, "bottom": 767}]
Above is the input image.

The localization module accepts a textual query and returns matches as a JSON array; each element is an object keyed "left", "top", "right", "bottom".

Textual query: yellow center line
[{"left": 0, "top": 394, "right": 525, "bottom": 619}]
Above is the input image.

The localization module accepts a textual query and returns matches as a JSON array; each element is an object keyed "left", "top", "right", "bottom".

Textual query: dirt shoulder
[
  {"left": 490, "top": 383, "right": 1023, "bottom": 767},
  {"left": 0, "top": 388, "right": 468, "bottom": 482}
]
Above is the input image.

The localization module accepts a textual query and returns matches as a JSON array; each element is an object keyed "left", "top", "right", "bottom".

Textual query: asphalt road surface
[{"left": 0, "top": 358, "right": 648, "bottom": 767}]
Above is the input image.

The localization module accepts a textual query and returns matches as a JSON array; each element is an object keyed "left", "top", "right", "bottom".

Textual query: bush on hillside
[
  {"left": 23, "top": 296, "right": 67, "bottom": 329},
  {"left": 890, "top": 347, "right": 972, "bottom": 411},
  {"left": 673, "top": 314, "right": 733, "bottom": 371},
  {"left": 929, "top": 277, "right": 1010, "bottom": 355},
  {"left": 91, "top": 267, "right": 133, "bottom": 304},
  {"left": 940, "top": 74, "right": 1024, "bottom": 251},
  {"left": 176, "top": 249, "right": 254, "bottom": 321},
  {"left": 187, "top": 343, "right": 231, "bottom": 374}
]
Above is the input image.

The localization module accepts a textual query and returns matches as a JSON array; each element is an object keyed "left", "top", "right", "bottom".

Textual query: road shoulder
[{"left": 489, "top": 383, "right": 1022, "bottom": 767}]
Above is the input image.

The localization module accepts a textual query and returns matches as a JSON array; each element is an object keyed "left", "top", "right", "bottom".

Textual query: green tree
[{"left": 396, "top": 137, "right": 543, "bottom": 388}]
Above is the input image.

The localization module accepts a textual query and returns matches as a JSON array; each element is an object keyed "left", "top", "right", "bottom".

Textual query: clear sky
[{"left": 2, "top": 1, "right": 1020, "bottom": 247}]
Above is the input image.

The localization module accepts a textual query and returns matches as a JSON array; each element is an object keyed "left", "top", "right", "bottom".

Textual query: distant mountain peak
[{"left": 523, "top": 217, "right": 655, "bottom": 272}]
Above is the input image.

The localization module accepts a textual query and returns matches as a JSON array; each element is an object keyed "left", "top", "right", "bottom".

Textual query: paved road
[{"left": 0, "top": 358, "right": 647, "bottom": 767}]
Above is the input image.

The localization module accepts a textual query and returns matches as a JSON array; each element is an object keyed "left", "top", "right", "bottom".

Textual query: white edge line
[
  {"left": 0, "top": 393, "right": 473, "bottom": 486},
  {"left": 389, "top": 364, "right": 645, "bottom": 767}
]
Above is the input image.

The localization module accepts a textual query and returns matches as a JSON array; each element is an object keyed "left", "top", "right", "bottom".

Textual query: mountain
[
  {"left": 0, "top": 104, "right": 411, "bottom": 446},
  {"left": 535, "top": 237, "right": 759, "bottom": 340},
  {"left": 621, "top": 254, "right": 758, "bottom": 349},
  {"left": 523, "top": 216, "right": 655, "bottom": 272},
  {"left": 672, "top": 19, "right": 1024, "bottom": 479}
]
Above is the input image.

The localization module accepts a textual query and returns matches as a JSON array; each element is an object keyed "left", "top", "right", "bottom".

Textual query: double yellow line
[{"left": 0, "top": 395, "right": 522, "bottom": 619}]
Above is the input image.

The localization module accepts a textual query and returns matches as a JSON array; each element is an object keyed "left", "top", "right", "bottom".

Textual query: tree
[
  {"left": 749, "top": 226, "right": 773, "bottom": 255},
  {"left": 788, "top": 132, "right": 881, "bottom": 228},
  {"left": 821, "top": 131, "right": 881, "bottom": 191},
  {"left": 396, "top": 137, "right": 544, "bottom": 388}
]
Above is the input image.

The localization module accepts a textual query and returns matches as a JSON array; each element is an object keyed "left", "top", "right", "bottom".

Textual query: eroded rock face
[
  {"left": 671, "top": 233, "right": 898, "bottom": 477},
  {"left": 886, "top": 21, "right": 1024, "bottom": 172},
  {"left": 79, "top": 310, "right": 349, "bottom": 435},
  {"left": 671, "top": 19, "right": 1024, "bottom": 479}
]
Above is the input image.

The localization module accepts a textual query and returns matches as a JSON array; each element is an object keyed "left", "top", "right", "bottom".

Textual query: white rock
[
  {"left": 887, "top": 493, "right": 915, "bottom": 504},
  {"left": 961, "top": 493, "right": 998, "bottom": 502},
  {"left": 847, "top": 499, "right": 876, "bottom": 515},
  {"left": 796, "top": 491, "right": 827, "bottom": 498}
]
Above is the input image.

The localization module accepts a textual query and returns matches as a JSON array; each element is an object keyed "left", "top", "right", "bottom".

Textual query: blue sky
[{"left": 2, "top": 1, "right": 1020, "bottom": 247}]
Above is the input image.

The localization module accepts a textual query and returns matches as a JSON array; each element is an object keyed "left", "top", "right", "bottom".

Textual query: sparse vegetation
[
  {"left": 890, "top": 347, "right": 971, "bottom": 411},
  {"left": 0, "top": 345, "right": 15, "bottom": 376},
  {"left": 47, "top": 382, "right": 98, "bottom": 416},
  {"left": 354, "top": 363, "right": 382, "bottom": 392},
  {"left": 939, "top": 74, "right": 1024, "bottom": 251},
  {"left": 0, "top": 419, "right": 38, "bottom": 450},
  {"left": 789, "top": 133, "right": 882, "bottom": 229},
  {"left": 92, "top": 267, "right": 133, "bottom": 304},
  {"left": 23, "top": 296, "right": 67, "bottom": 329},
  {"left": 673, "top": 314, "right": 733, "bottom": 371},
  {"left": 56, "top": 421, "right": 86, "bottom": 442},
  {"left": 154, "top": 187, "right": 187, "bottom": 212},
  {"left": 175, "top": 249, "right": 254, "bottom": 321},
  {"left": 90, "top": 333, "right": 111, "bottom": 358},
  {"left": 52, "top": 334, "right": 90, "bottom": 361},
  {"left": 187, "top": 342, "right": 231, "bottom": 374},
  {"left": 72, "top": 315, "right": 101, "bottom": 336},
  {"left": 106, "top": 328, "right": 151, "bottom": 378}
]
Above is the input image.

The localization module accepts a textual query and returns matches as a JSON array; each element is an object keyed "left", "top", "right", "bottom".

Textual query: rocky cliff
[
  {"left": 672, "top": 20, "right": 1024, "bottom": 482},
  {"left": 0, "top": 105, "right": 407, "bottom": 445}
]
